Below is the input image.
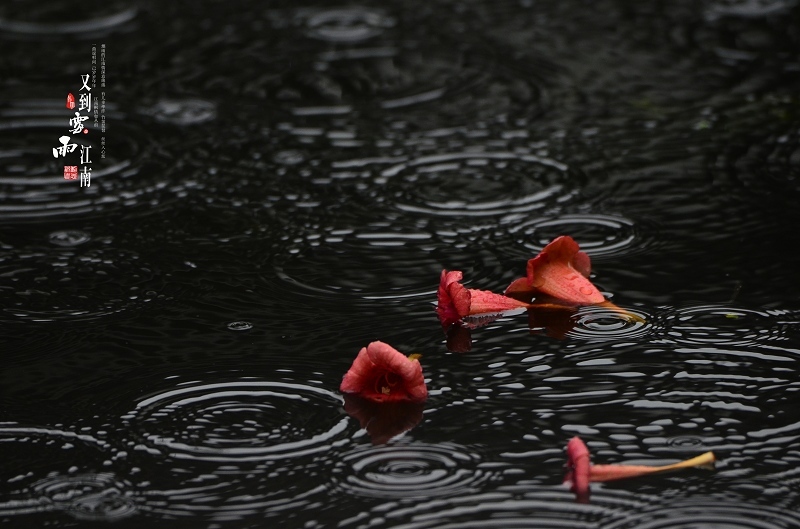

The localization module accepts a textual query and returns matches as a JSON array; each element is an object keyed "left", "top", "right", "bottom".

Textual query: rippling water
[{"left": 2, "top": 0, "right": 800, "bottom": 527}]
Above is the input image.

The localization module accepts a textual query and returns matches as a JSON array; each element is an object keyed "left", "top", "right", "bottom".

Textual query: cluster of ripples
[
  {"left": 330, "top": 442, "right": 495, "bottom": 500},
  {"left": 3, "top": 0, "right": 800, "bottom": 527},
  {"left": 124, "top": 380, "right": 348, "bottom": 463}
]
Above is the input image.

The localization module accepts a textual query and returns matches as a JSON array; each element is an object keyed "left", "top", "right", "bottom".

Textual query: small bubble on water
[
  {"left": 668, "top": 436, "right": 704, "bottom": 447},
  {"left": 273, "top": 150, "right": 306, "bottom": 165},
  {"left": 144, "top": 99, "right": 217, "bottom": 125},
  {"left": 227, "top": 321, "right": 253, "bottom": 331},
  {"left": 49, "top": 230, "right": 91, "bottom": 247},
  {"left": 305, "top": 8, "right": 394, "bottom": 43}
]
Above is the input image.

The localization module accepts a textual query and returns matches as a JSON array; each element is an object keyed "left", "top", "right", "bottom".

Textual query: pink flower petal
[
  {"left": 437, "top": 269, "right": 471, "bottom": 327},
  {"left": 340, "top": 341, "right": 427, "bottom": 403},
  {"left": 467, "top": 288, "right": 530, "bottom": 315},
  {"left": 564, "top": 436, "right": 716, "bottom": 504},
  {"left": 572, "top": 248, "right": 592, "bottom": 278},
  {"left": 565, "top": 436, "right": 591, "bottom": 501},
  {"left": 437, "top": 269, "right": 530, "bottom": 327},
  {"left": 504, "top": 276, "right": 536, "bottom": 298},
  {"left": 527, "top": 236, "right": 604, "bottom": 305}
]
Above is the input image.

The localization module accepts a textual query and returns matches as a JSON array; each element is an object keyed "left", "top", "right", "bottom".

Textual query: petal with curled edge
[
  {"left": 527, "top": 236, "right": 604, "bottom": 305},
  {"left": 438, "top": 269, "right": 530, "bottom": 327},
  {"left": 467, "top": 288, "right": 531, "bottom": 315},
  {"left": 437, "top": 270, "right": 471, "bottom": 327},
  {"left": 565, "top": 436, "right": 591, "bottom": 502},
  {"left": 340, "top": 341, "right": 427, "bottom": 403}
]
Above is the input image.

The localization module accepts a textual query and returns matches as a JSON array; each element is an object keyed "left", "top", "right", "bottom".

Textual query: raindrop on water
[
  {"left": 273, "top": 150, "right": 306, "bottom": 165},
  {"left": 141, "top": 98, "right": 217, "bottom": 125},
  {"left": 304, "top": 8, "right": 394, "bottom": 43},
  {"left": 125, "top": 379, "right": 347, "bottom": 462},
  {"left": 227, "top": 321, "right": 254, "bottom": 331},
  {"left": 49, "top": 230, "right": 91, "bottom": 247}
]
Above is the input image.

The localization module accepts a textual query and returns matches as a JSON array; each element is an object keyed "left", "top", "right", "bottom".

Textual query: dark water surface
[{"left": 2, "top": 0, "right": 800, "bottom": 527}]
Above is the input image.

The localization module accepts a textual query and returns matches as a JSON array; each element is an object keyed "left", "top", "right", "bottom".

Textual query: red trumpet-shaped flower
[
  {"left": 506, "top": 236, "right": 604, "bottom": 305},
  {"left": 565, "top": 436, "right": 592, "bottom": 502},
  {"left": 564, "top": 436, "right": 717, "bottom": 503},
  {"left": 437, "top": 269, "right": 531, "bottom": 328},
  {"left": 340, "top": 341, "right": 428, "bottom": 403}
]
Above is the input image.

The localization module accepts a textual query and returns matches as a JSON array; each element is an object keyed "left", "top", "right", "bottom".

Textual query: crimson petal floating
[
  {"left": 564, "top": 436, "right": 716, "bottom": 503},
  {"left": 340, "top": 341, "right": 428, "bottom": 403},
  {"left": 437, "top": 269, "right": 530, "bottom": 328},
  {"left": 506, "top": 235, "right": 604, "bottom": 305}
]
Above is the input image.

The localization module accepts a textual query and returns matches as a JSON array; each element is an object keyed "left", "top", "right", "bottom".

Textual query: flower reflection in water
[
  {"left": 526, "top": 303, "right": 579, "bottom": 340},
  {"left": 343, "top": 394, "right": 425, "bottom": 444},
  {"left": 443, "top": 304, "right": 576, "bottom": 352}
]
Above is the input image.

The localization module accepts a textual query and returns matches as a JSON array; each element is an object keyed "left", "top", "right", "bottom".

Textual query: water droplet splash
[
  {"left": 141, "top": 98, "right": 217, "bottom": 125},
  {"left": 125, "top": 380, "right": 347, "bottom": 462},
  {"left": 48, "top": 230, "right": 91, "bottom": 247},
  {"left": 331, "top": 443, "right": 496, "bottom": 499},
  {"left": 227, "top": 321, "right": 253, "bottom": 331},
  {"left": 303, "top": 7, "right": 395, "bottom": 43}
]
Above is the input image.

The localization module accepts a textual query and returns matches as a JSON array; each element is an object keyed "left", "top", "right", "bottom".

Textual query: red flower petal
[
  {"left": 526, "top": 236, "right": 604, "bottom": 305},
  {"left": 572, "top": 247, "right": 592, "bottom": 279},
  {"left": 504, "top": 276, "right": 536, "bottom": 298},
  {"left": 437, "top": 270, "right": 471, "bottom": 327},
  {"left": 340, "top": 341, "right": 428, "bottom": 403},
  {"left": 438, "top": 269, "right": 530, "bottom": 327},
  {"left": 564, "top": 436, "right": 591, "bottom": 502},
  {"left": 467, "top": 288, "right": 530, "bottom": 315},
  {"left": 564, "top": 437, "right": 716, "bottom": 504}
]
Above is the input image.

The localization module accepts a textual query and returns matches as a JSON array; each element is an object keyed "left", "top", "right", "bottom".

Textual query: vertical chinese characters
[
  {"left": 78, "top": 72, "right": 92, "bottom": 187},
  {"left": 53, "top": 45, "right": 103, "bottom": 187},
  {"left": 100, "top": 43, "right": 106, "bottom": 158},
  {"left": 53, "top": 73, "right": 91, "bottom": 185}
]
